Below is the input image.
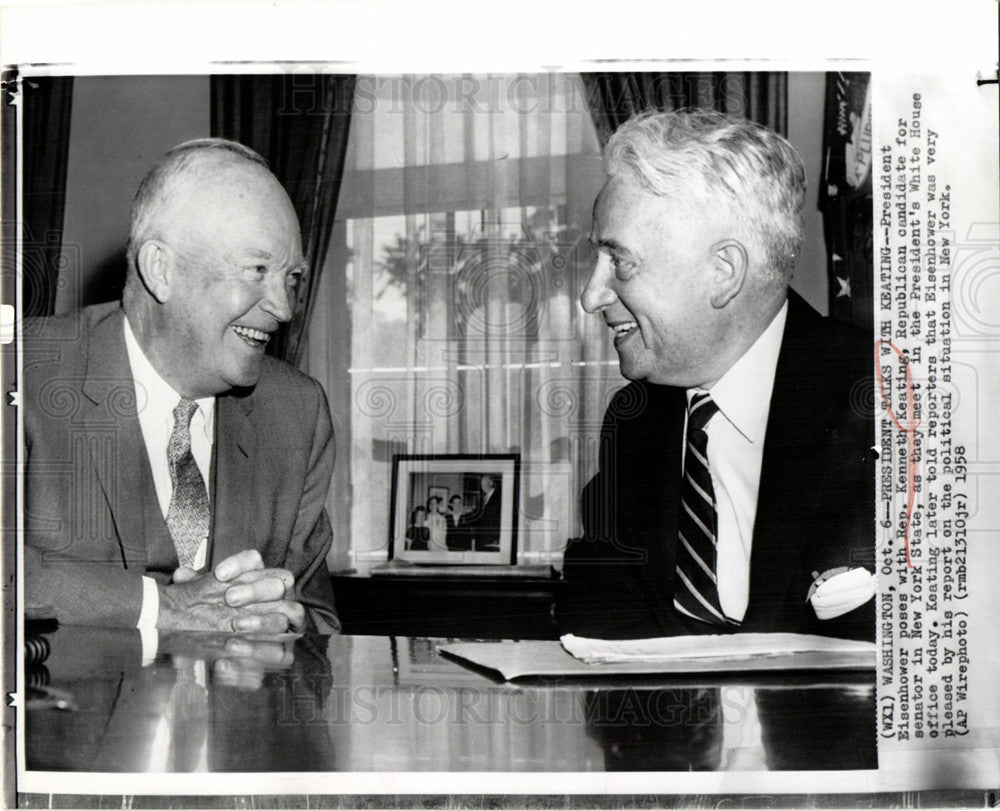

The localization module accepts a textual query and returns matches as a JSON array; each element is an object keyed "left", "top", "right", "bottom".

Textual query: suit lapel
[
  {"left": 79, "top": 308, "right": 260, "bottom": 572},
  {"left": 628, "top": 383, "right": 687, "bottom": 626},
  {"left": 80, "top": 308, "right": 149, "bottom": 570},
  {"left": 210, "top": 391, "right": 256, "bottom": 566},
  {"left": 747, "top": 294, "right": 840, "bottom": 626}
]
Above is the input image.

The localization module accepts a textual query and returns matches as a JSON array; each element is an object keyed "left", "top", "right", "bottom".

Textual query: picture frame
[{"left": 388, "top": 454, "right": 520, "bottom": 565}]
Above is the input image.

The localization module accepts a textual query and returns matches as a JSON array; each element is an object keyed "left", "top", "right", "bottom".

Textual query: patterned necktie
[
  {"left": 166, "top": 398, "right": 209, "bottom": 569},
  {"left": 673, "top": 392, "right": 739, "bottom": 627}
]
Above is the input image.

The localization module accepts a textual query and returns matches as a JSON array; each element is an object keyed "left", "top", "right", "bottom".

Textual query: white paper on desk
[
  {"left": 439, "top": 634, "right": 876, "bottom": 682},
  {"left": 560, "top": 632, "right": 874, "bottom": 664}
]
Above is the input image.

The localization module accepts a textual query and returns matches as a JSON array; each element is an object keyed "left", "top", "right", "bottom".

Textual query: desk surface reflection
[{"left": 26, "top": 627, "right": 876, "bottom": 772}]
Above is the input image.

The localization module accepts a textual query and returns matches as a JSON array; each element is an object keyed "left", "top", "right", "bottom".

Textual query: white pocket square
[{"left": 808, "top": 567, "right": 877, "bottom": 620}]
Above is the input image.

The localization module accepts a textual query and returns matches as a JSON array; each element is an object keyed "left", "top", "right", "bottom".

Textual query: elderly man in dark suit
[
  {"left": 24, "top": 139, "right": 339, "bottom": 633},
  {"left": 559, "top": 110, "right": 875, "bottom": 642},
  {"left": 466, "top": 475, "right": 503, "bottom": 552}
]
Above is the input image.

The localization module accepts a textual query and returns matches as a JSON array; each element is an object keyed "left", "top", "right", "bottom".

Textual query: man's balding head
[
  {"left": 125, "top": 139, "right": 270, "bottom": 282},
  {"left": 123, "top": 139, "right": 305, "bottom": 399}
]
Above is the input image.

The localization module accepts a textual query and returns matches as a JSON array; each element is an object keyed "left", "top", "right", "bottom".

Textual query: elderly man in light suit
[{"left": 24, "top": 139, "right": 339, "bottom": 633}]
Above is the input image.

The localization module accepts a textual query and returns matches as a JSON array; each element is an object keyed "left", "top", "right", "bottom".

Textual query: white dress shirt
[
  {"left": 123, "top": 317, "right": 215, "bottom": 630},
  {"left": 685, "top": 301, "right": 787, "bottom": 622}
]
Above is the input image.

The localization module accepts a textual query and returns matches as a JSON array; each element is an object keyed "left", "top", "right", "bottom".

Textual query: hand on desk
[{"left": 157, "top": 550, "right": 307, "bottom": 633}]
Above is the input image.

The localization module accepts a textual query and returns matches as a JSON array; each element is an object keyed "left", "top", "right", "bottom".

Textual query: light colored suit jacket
[{"left": 23, "top": 302, "right": 339, "bottom": 631}]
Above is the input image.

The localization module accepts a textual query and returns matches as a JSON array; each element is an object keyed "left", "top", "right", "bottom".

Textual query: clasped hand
[{"left": 158, "top": 549, "right": 306, "bottom": 633}]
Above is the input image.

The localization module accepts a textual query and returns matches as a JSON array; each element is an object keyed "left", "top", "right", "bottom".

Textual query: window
[{"left": 305, "top": 74, "right": 626, "bottom": 565}]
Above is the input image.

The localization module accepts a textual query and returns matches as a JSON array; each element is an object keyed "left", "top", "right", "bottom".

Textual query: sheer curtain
[{"left": 304, "top": 74, "right": 622, "bottom": 567}]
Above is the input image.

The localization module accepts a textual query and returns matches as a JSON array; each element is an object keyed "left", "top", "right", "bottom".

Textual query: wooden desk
[
  {"left": 24, "top": 626, "right": 876, "bottom": 774},
  {"left": 332, "top": 569, "right": 565, "bottom": 639}
]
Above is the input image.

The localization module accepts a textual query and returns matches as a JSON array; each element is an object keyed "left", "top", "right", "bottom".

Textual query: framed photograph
[
  {"left": 388, "top": 454, "right": 519, "bottom": 565},
  {"left": 427, "top": 485, "right": 450, "bottom": 505}
]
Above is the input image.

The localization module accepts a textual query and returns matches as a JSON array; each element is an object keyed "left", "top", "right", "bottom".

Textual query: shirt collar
[
  {"left": 688, "top": 300, "right": 788, "bottom": 444},
  {"left": 123, "top": 315, "right": 215, "bottom": 437}
]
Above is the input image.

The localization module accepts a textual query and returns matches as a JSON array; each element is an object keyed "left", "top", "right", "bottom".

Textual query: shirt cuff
[{"left": 137, "top": 575, "right": 160, "bottom": 630}]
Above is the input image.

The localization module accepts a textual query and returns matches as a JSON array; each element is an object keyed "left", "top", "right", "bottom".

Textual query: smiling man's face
[
  {"left": 581, "top": 172, "right": 727, "bottom": 388},
  {"left": 154, "top": 162, "right": 305, "bottom": 398}
]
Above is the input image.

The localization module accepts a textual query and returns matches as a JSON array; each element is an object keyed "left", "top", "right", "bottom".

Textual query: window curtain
[
  {"left": 21, "top": 75, "right": 74, "bottom": 318},
  {"left": 210, "top": 73, "right": 355, "bottom": 365},
  {"left": 304, "top": 74, "right": 618, "bottom": 566},
  {"left": 582, "top": 71, "right": 788, "bottom": 144}
]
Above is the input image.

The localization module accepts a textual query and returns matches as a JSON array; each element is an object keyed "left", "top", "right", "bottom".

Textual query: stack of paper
[
  {"left": 439, "top": 634, "right": 875, "bottom": 682},
  {"left": 560, "top": 632, "right": 874, "bottom": 663}
]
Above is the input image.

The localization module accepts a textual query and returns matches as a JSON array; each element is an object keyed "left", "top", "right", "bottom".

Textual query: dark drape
[
  {"left": 210, "top": 73, "right": 355, "bottom": 365},
  {"left": 581, "top": 72, "right": 788, "bottom": 145},
  {"left": 22, "top": 75, "right": 74, "bottom": 318},
  {"left": 819, "top": 72, "right": 873, "bottom": 330}
]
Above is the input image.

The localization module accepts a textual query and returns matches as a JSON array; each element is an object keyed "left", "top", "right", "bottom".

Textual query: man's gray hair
[
  {"left": 125, "top": 138, "right": 269, "bottom": 278},
  {"left": 604, "top": 110, "right": 806, "bottom": 285}
]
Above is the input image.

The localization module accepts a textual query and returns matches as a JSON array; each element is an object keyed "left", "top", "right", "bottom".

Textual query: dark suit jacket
[
  {"left": 559, "top": 293, "right": 875, "bottom": 641},
  {"left": 445, "top": 513, "right": 471, "bottom": 551},
  {"left": 23, "top": 302, "right": 339, "bottom": 632},
  {"left": 466, "top": 486, "right": 502, "bottom": 551}
]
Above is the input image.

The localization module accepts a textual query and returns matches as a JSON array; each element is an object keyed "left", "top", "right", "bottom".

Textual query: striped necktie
[
  {"left": 673, "top": 392, "right": 739, "bottom": 627},
  {"left": 166, "top": 398, "right": 209, "bottom": 569}
]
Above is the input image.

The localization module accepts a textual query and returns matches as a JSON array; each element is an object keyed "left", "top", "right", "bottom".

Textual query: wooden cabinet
[{"left": 331, "top": 570, "right": 565, "bottom": 639}]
